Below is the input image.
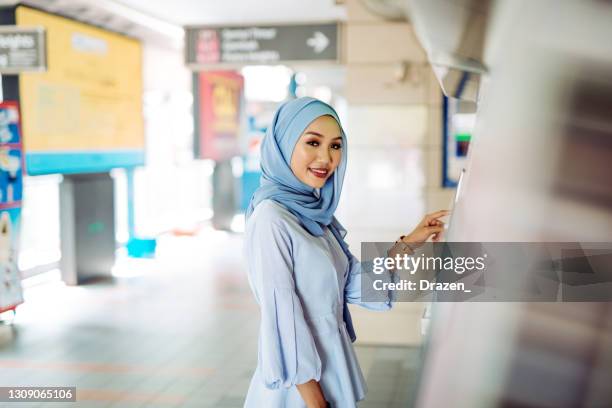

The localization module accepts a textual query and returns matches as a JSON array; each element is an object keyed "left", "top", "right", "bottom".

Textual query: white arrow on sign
[{"left": 306, "top": 31, "right": 329, "bottom": 54}]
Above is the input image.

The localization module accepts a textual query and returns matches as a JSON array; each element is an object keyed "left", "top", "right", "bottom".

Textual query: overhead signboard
[
  {"left": 16, "top": 6, "right": 144, "bottom": 175},
  {"left": 186, "top": 23, "right": 339, "bottom": 68},
  {"left": 0, "top": 26, "right": 46, "bottom": 73}
]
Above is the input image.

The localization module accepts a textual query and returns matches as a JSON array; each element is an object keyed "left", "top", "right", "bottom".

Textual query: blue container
[{"left": 126, "top": 237, "right": 157, "bottom": 258}]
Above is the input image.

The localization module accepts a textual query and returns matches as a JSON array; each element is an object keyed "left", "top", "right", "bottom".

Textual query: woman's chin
[
  {"left": 305, "top": 177, "right": 326, "bottom": 189},
  {"left": 298, "top": 170, "right": 333, "bottom": 189}
]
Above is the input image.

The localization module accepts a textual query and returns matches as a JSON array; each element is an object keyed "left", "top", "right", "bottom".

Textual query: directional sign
[
  {"left": 186, "top": 23, "right": 338, "bottom": 68},
  {"left": 0, "top": 26, "right": 46, "bottom": 73}
]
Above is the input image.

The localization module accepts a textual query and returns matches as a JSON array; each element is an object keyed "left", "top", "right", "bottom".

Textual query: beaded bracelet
[{"left": 393, "top": 235, "right": 415, "bottom": 254}]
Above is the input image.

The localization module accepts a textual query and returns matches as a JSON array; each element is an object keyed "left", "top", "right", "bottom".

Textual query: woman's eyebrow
[{"left": 305, "top": 131, "right": 342, "bottom": 140}]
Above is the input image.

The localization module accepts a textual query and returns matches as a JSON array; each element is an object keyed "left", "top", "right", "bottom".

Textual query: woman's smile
[{"left": 308, "top": 167, "right": 329, "bottom": 178}]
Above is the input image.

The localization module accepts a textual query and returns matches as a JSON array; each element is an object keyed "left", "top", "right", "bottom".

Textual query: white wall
[{"left": 120, "top": 43, "right": 213, "bottom": 238}]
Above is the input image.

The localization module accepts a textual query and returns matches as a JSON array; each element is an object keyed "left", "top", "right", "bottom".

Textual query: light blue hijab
[
  {"left": 245, "top": 97, "right": 357, "bottom": 342},
  {"left": 245, "top": 97, "right": 351, "bottom": 257}
]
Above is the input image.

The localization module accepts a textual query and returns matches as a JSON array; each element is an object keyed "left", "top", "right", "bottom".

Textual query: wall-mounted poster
[
  {"left": 0, "top": 207, "right": 23, "bottom": 312},
  {"left": 0, "top": 101, "right": 23, "bottom": 205},
  {"left": 196, "top": 71, "right": 244, "bottom": 161},
  {"left": 16, "top": 6, "right": 144, "bottom": 175},
  {"left": 0, "top": 101, "right": 24, "bottom": 313},
  {"left": 443, "top": 96, "right": 477, "bottom": 187},
  {"left": 0, "top": 147, "right": 22, "bottom": 204},
  {"left": 0, "top": 103, "right": 21, "bottom": 144}
]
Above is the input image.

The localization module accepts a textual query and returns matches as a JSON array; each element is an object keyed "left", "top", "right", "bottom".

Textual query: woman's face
[{"left": 290, "top": 115, "right": 343, "bottom": 189}]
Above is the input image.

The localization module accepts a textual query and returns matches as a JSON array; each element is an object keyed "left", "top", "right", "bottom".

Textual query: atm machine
[{"left": 367, "top": 0, "right": 612, "bottom": 406}]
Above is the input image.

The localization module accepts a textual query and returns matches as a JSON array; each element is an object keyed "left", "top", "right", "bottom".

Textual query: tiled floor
[{"left": 0, "top": 229, "right": 420, "bottom": 407}]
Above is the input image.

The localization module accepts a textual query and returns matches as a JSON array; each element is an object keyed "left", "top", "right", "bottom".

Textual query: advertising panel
[
  {"left": 197, "top": 71, "right": 244, "bottom": 161},
  {"left": 16, "top": 6, "right": 144, "bottom": 175},
  {"left": 0, "top": 101, "right": 23, "bottom": 312}
]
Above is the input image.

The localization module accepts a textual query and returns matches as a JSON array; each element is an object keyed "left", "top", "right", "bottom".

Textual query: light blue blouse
[{"left": 243, "top": 199, "right": 395, "bottom": 408}]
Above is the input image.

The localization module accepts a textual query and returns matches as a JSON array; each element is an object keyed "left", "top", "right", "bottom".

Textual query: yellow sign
[{"left": 16, "top": 6, "right": 144, "bottom": 153}]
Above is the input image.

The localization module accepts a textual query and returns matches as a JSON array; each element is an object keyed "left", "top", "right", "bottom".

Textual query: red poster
[{"left": 198, "top": 71, "right": 244, "bottom": 160}]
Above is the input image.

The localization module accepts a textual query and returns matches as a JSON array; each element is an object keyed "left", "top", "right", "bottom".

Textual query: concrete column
[{"left": 341, "top": 0, "right": 454, "bottom": 345}]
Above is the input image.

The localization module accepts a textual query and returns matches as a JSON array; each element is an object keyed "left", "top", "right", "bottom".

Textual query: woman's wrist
[
  {"left": 296, "top": 379, "right": 327, "bottom": 408},
  {"left": 397, "top": 235, "right": 418, "bottom": 252},
  {"left": 399, "top": 234, "right": 426, "bottom": 250},
  {"left": 387, "top": 236, "right": 415, "bottom": 260},
  {"left": 310, "top": 400, "right": 330, "bottom": 408}
]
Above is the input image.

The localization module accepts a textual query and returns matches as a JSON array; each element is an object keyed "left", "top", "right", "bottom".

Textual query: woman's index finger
[{"left": 427, "top": 210, "right": 451, "bottom": 220}]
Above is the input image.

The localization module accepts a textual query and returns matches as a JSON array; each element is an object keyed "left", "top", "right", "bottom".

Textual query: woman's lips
[{"left": 309, "top": 168, "right": 329, "bottom": 178}]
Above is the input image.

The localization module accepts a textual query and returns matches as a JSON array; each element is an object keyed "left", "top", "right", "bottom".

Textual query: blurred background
[{"left": 0, "top": 0, "right": 610, "bottom": 407}]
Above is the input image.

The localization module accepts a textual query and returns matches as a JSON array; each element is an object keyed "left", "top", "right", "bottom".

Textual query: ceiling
[
  {"left": 13, "top": 0, "right": 346, "bottom": 49},
  {"left": 113, "top": 0, "right": 346, "bottom": 26}
]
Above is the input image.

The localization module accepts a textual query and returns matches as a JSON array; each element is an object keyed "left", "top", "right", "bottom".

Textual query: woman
[{"left": 243, "top": 97, "right": 448, "bottom": 408}]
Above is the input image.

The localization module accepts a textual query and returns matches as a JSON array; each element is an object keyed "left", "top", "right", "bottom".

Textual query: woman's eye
[{"left": 306, "top": 141, "right": 341, "bottom": 149}]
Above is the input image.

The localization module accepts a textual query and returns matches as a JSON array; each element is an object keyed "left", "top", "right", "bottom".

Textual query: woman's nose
[{"left": 316, "top": 147, "right": 332, "bottom": 163}]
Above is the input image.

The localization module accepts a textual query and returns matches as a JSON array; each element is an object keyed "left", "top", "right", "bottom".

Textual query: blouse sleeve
[
  {"left": 344, "top": 250, "right": 398, "bottom": 311},
  {"left": 250, "top": 218, "right": 322, "bottom": 390}
]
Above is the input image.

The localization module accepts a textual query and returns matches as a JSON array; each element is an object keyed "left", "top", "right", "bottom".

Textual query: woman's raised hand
[{"left": 402, "top": 210, "right": 450, "bottom": 246}]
